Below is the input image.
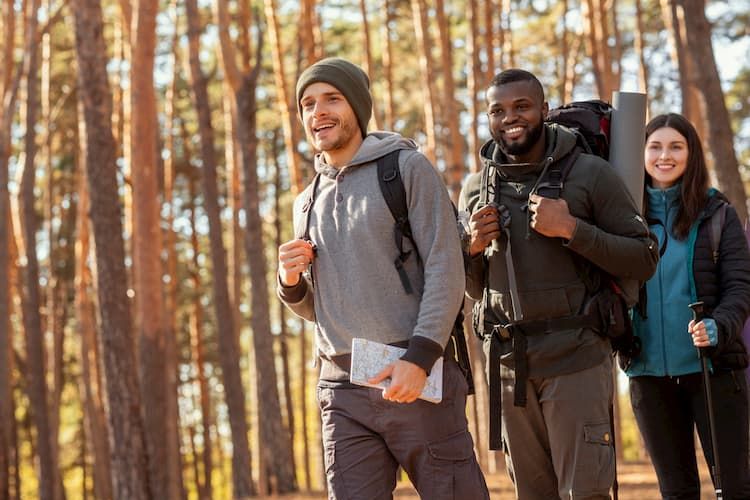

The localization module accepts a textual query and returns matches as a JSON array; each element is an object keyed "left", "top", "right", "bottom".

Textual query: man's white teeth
[
  {"left": 315, "top": 124, "right": 334, "bottom": 132},
  {"left": 505, "top": 127, "right": 523, "bottom": 135}
]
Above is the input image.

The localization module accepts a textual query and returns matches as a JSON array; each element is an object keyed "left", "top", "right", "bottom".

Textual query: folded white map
[{"left": 349, "top": 338, "right": 443, "bottom": 403}]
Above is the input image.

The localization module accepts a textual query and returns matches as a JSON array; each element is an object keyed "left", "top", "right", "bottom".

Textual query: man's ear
[{"left": 542, "top": 101, "right": 549, "bottom": 119}]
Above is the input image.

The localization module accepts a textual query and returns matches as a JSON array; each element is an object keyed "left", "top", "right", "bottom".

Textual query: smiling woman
[{"left": 644, "top": 127, "right": 688, "bottom": 190}]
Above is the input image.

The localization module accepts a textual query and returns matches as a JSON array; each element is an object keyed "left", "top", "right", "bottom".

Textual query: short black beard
[{"left": 494, "top": 120, "right": 544, "bottom": 157}]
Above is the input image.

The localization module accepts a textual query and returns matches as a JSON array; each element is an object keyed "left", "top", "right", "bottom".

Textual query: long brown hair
[{"left": 644, "top": 113, "right": 709, "bottom": 240}]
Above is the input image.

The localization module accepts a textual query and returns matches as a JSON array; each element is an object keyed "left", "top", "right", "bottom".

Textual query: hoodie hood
[
  {"left": 314, "top": 131, "right": 418, "bottom": 179},
  {"left": 479, "top": 123, "right": 579, "bottom": 171}
]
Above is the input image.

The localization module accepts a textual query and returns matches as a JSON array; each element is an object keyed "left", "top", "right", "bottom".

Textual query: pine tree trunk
[
  {"left": 435, "top": 0, "right": 464, "bottom": 202},
  {"left": 634, "top": 0, "right": 651, "bottom": 115},
  {"left": 75, "top": 107, "right": 114, "bottom": 500},
  {"left": 162, "top": 15, "right": 186, "bottom": 500},
  {"left": 186, "top": 2, "right": 255, "bottom": 496},
  {"left": 660, "top": 0, "right": 705, "bottom": 139},
  {"left": 236, "top": 68, "right": 298, "bottom": 494},
  {"left": 0, "top": 134, "right": 14, "bottom": 500},
  {"left": 411, "top": 0, "right": 438, "bottom": 164},
  {"left": 676, "top": 0, "right": 748, "bottom": 221},
  {"left": 381, "top": 0, "right": 395, "bottom": 131},
  {"left": 272, "top": 135, "right": 297, "bottom": 477},
  {"left": 263, "top": 0, "right": 304, "bottom": 193},
  {"left": 72, "top": 0, "right": 152, "bottom": 497},
  {"left": 358, "top": 0, "right": 379, "bottom": 130},
  {"left": 18, "top": 4, "right": 62, "bottom": 495},
  {"left": 467, "top": 0, "right": 481, "bottom": 173},
  {"left": 130, "top": 0, "right": 170, "bottom": 496},
  {"left": 187, "top": 175, "right": 214, "bottom": 500}
]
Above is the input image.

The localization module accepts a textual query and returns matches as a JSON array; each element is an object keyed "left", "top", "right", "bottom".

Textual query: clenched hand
[
  {"left": 278, "top": 239, "right": 316, "bottom": 286},
  {"left": 528, "top": 194, "right": 577, "bottom": 240}
]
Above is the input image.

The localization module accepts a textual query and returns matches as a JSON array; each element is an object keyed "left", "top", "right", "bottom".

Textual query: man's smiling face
[
  {"left": 486, "top": 80, "right": 548, "bottom": 163},
  {"left": 300, "top": 81, "right": 361, "bottom": 158}
]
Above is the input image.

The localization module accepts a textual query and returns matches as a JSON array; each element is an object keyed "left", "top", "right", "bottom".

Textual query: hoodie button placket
[{"left": 336, "top": 174, "right": 344, "bottom": 203}]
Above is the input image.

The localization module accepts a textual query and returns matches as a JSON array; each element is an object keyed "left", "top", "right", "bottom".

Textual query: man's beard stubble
[{"left": 494, "top": 119, "right": 544, "bottom": 157}]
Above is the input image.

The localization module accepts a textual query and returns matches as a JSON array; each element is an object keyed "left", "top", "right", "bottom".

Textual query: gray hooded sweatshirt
[{"left": 278, "top": 132, "right": 465, "bottom": 374}]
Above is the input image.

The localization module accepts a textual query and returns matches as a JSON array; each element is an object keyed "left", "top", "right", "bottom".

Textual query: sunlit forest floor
[{"left": 258, "top": 459, "right": 716, "bottom": 499}]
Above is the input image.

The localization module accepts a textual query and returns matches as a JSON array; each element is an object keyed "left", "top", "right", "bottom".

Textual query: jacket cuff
[
  {"left": 277, "top": 274, "right": 308, "bottom": 304},
  {"left": 400, "top": 335, "right": 444, "bottom": 375},
  {"left": 705, "top": 318, "right": 718, "bottom": 347}
]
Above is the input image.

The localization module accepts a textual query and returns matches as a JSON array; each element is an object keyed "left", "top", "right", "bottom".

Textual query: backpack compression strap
[
  {"left": 377, "top": 150, "right": 420, "bottom": 295},
  {"left": 377, "top": 150, "right": 474, "bottom": 394}
]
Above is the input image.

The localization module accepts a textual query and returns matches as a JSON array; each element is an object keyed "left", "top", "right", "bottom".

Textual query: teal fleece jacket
[
  {"left": 277, "top": 132, "right": 465, "bottom": 373},
  {"left": 626, "top": 184, "right": 701, "bottom": 376}
]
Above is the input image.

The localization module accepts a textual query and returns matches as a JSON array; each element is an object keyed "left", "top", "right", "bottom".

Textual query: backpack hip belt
[{"left": 486, "top": 310, "right": 602, "bottom": 450}]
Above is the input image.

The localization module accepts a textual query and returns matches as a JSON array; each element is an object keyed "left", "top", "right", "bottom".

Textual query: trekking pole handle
[{"left": 689, "top": 302, "right": 708, "bottom": 358}]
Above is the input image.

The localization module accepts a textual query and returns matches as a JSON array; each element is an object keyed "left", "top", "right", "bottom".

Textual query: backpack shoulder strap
[
  {"left": 534, "top": 147, "right": 581, "bottom": 200},
  {"left": 377, "top": 150, "right": 420, "bottom": 294},
  {"left": 296, "top": 172, "right": 322, "bottom": 241},
  {"left": 709, "top": 202, "right": 728, "bottom": 264}
]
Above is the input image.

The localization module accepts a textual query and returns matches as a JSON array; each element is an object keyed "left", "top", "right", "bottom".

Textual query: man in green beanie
[{"left": 277, "top": 57, "right": 488, "bottom": 499}]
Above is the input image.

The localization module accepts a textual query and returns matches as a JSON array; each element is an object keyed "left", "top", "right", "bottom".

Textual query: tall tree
[
  {"left": 263, "top": 0, "right": 305, "bottom": 194},
  {"left": 467, "top": 0, "right": 481, "bottom": 173},
  {"left": 411, "top": 0, "right": 438, "bottom": 164},
  {"left": 381, "top": 0, "right": 395, "bottom": 131},
  {"left": 582, "top": 0, "right": 620, "bottom": 98},
  {"left": 217, "top": 2, "right": 297, "bottom": 492},
  {"left": 75, "top": 101, "right": 113, "bottom": 500},
  {"left": 184, "top": 0, "right": 249, "bottom": 495},
  {"left": 660, "top": 0, "right": 705, "bottom": 138},
  {"left": 358, "top": 0, "right": 380, "bottom": 130},
  {"left": 72, "top": 0, "right": 152, "bottom": 497},
  {"left": 676, "top": 0, "right": 748, "bottom": 222},
  {"left": 0, "top": 0, "right": 21, "bottom": 494},
  {"left": 17, "top": 1, "right": 63, "bottom": 497},
  {"left": 435, "top": 0, "right": 464, "bottom": 202},
  {"left": 213, "top": 1, "right": 266, "bottom": 496},
  {"left": 130, "top": 0, "right": 171, "bottom": 495},
  {"left": 634, "top": 0, "right": 651, "bottom": 116}
]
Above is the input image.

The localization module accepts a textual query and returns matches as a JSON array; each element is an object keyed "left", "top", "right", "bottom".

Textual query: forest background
[{"left": 0, "top": 0, "right": 748, "bottom": 498}]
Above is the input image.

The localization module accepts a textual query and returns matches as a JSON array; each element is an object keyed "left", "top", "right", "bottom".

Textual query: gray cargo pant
[
  {"left": 317, "top": 358, "right": 489, "bottom": 500},
  {"left": 501, "top": 356, "right": 615, "bottom": 500}
]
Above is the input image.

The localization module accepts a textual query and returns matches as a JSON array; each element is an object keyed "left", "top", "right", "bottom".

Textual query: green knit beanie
[{"left": 296, "top": 57, "right": 372, "bottom": 138}]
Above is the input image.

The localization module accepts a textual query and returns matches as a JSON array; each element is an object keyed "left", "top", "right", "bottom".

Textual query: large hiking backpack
[
  {"left": 545, "top": 99, "right": 612, "bottom": 159},
  {"left": 300, "top": 150, "right": 475, "bottom": 393}
]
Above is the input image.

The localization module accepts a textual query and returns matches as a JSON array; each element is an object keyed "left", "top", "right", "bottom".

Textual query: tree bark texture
[
  {"left": 435, "top": 0, "right": 464, "bottom": 203},
  {"left": 676, "top": 0, "right": 748, "bottom": 222},
  {"left": 186, "top": 1, "right": 254, "bottom": 495},
  {"left": 411, "top": 0, "right": 438, "bottom": 165},
  {"left": 18, "top": 3, "right": 62, "bottom": 496},
  {"left": 72, "top": 1, "right": 152, "bottom": 497},
  {"left": 467, "top": 0, "right": 481, "bottom": 173},
  {"left": 75, "top": 108, "right": 114, "bottom": 500},
  {"left": 263, "top": 0, "right": 304, "bottom": 194},
  {"left": 236, "top": 68, "right": 298, "bottom": 496},
  {"left": 130, "top": 0, "right": 170, "bottom": 495}
]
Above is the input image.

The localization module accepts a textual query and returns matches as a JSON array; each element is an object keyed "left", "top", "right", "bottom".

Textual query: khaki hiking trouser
[
  {"left": 500, "top": 356, "right": 615, "bottom": 500},
  {"left": 317, "top": 358, "right": 489, "bottom": 500}
]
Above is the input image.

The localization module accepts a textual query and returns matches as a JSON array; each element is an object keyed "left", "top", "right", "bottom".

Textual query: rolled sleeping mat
[
  {"left": 609, "top": 91, "right": 647, "bottom": 213},
  {"left": 609, "top": 91, "right": 647, "bottom": 306}
]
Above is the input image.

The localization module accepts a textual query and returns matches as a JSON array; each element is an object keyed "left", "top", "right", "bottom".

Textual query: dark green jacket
[{"left": 459, "top": 124, "right": 658, "bottom": 378}]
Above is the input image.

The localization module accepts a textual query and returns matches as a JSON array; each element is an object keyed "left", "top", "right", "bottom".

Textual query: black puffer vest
[{"left": 693, "top": 192, "right": 750, "bottom": 370}]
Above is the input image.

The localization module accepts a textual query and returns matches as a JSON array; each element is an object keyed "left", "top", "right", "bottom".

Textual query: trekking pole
[{"left": 689, "top": 301, "right": 723, "bottom": 500}]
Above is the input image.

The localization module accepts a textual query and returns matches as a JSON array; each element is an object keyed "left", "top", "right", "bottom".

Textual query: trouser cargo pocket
[
  {"left": 419, "top": 430, "right": 488, "bottom": 500},
  {"left": 573, "top": 421, "right": 615, "bottom": 498}
]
